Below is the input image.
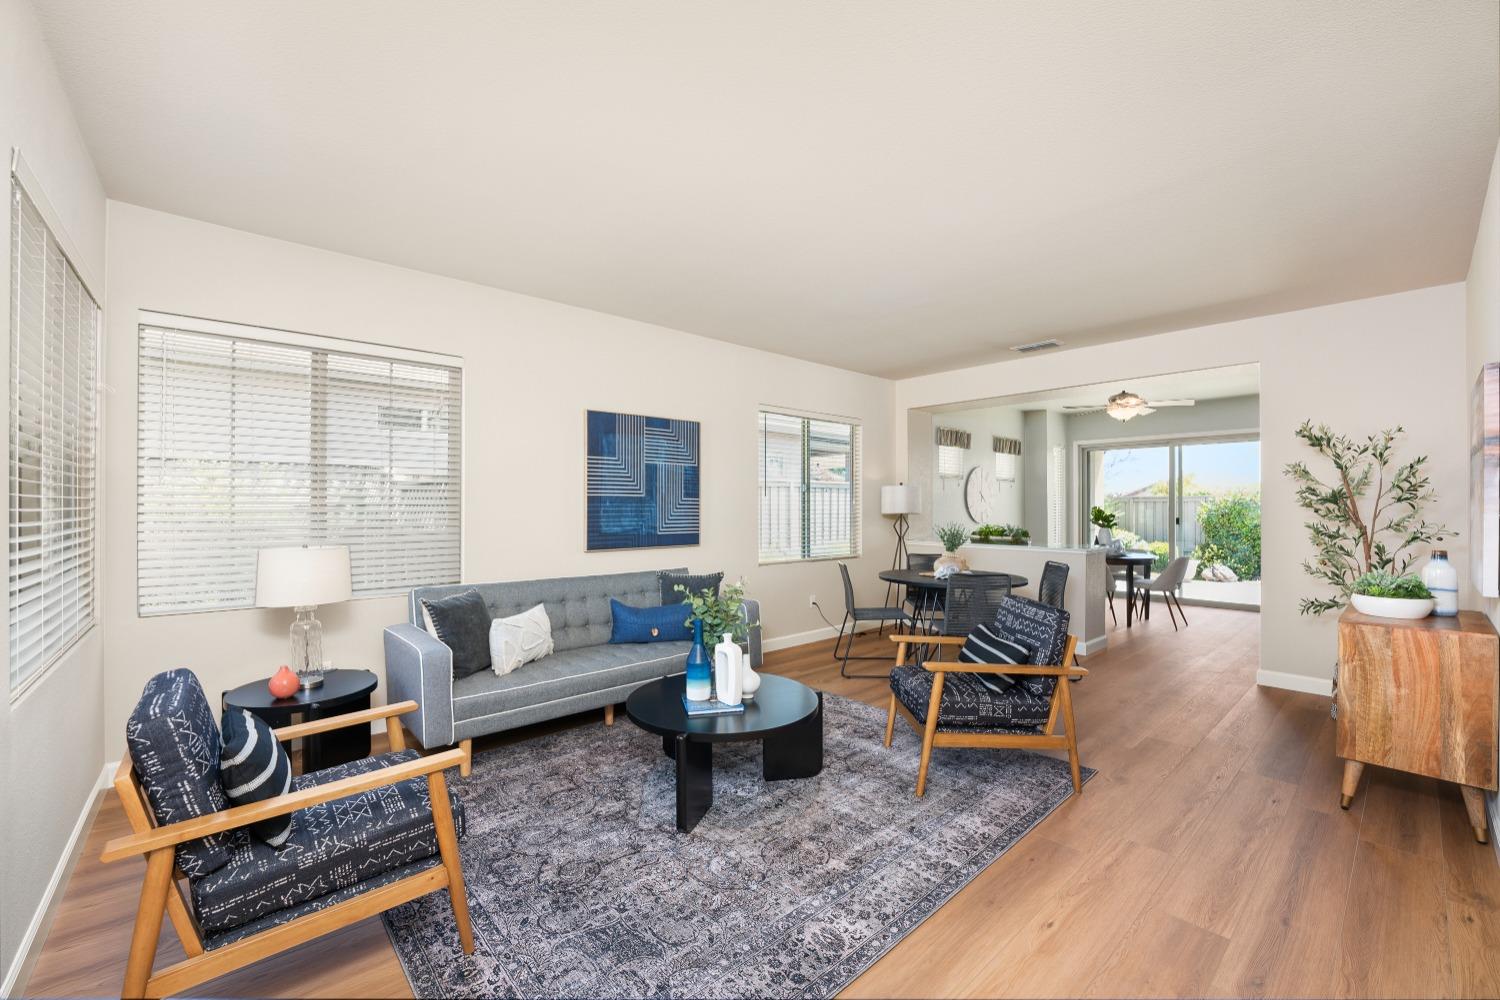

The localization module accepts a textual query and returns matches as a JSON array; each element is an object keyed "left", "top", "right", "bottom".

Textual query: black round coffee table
[
  {"left": 223, "top": 668, "right": 378, "bottom": 774},
  {"left": 626, "top": 673, "right": 823, "bottom": 832}
]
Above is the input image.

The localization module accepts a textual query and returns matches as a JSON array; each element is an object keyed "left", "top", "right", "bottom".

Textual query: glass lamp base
[{"left": 290, "top": 606, "right": 325, "bottom": 689}]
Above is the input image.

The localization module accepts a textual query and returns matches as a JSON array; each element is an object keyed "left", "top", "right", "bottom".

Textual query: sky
[{"left": 1099, "top": 440, "right": 1260, "bottom": 496}]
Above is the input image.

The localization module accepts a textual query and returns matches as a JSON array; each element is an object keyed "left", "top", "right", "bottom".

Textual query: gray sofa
[{"left": 382, "top": 568, "right": 762, "bottom": 774}]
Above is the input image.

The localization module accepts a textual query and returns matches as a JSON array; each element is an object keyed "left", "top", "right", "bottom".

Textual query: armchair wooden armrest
[
  {"left": 101, "top": 747, "right": 466, "bottom": 863},
  {"left": 923, "top": 661, "right": 1089, "bottom": 678},
  {"left": 271, "top": 700, "right": 418, "bottom": 743},
  {"left": 889, "top": 633, "right": 966, "bottom": 645}
]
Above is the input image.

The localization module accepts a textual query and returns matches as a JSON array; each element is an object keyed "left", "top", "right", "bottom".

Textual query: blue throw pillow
[{"left": 610, "top": 599, "right": 693, "bottom": 643}]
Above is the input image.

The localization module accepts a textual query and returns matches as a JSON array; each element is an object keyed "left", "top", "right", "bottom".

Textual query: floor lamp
[{"left": 881, "top": 484, "right": 921, "bottom": 612}]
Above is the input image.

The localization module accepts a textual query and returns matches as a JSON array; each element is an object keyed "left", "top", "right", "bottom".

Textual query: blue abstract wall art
[{"left": 586, "top": 410, "right": 700, "bottom": 550}]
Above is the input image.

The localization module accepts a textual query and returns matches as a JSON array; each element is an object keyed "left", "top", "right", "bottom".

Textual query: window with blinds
[
  {"left": 1048, "top": 444, "right": 1067, "bottom": 547},
  {"left": 9, "top": 180, "right": 99, "bottom": 694},
  {"left": 758, "top": 410, "right": 861, "bottom": 563},
  {"left": 137, "top": 316, "right": 462, "bottom": 615}
]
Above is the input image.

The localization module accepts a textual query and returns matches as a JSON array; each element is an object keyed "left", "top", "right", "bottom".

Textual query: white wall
[
  {"left": 101, "top": 201, "right": 895, "bottom": 759},
  {"left": 926, "top": 405, "right": 1025, "bottom": 531},
  {"left": 1465, "top": 138, "right": 1500, "bottom": 858},
  {"left": 0, "top": 0, "right": 108, "bottom": 988},
  {"left": 893, "top": 283, "right": 1471, "bottom": 690}
]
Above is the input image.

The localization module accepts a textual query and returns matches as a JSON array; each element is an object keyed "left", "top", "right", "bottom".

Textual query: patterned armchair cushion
[
  {"left": 190, "top": 750, "right": 466, "bottom": 934},
  {"left": 889, "top": 596, "right": 1072, "bottom": 731},
  {"left": 126, "top": 669, "right": 236, "bottom": 877},
  {"left": 890, "top": 665, "right": 1055, "bottom": 730}
]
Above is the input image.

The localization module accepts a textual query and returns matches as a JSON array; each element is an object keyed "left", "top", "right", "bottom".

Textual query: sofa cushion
[
  {"left": 489, "top": 602, "right": 555, "bottom": 676},
  {"left": 609, "top": 599, "right": 693, "bottom": 643},
  {"left": 126, "top": 669, "right": 236, "bottom": 878},
  {"left": 421, "top": 588, "right": 492, "bottom": 679},
  {"left": 409, "top": 568, "right": 686, "bottom": 653},
  {"left": 190, "top": 750, "right": 465, "bottom": 934},
  {"left": 219, "top": 708, "right": 295, "bottom": 847},
  {"left": 658, "top": 570, "right": 723, "bottom": 604},
  {"left": 452, "top": 642, "right": 692, "bottom": 723}
]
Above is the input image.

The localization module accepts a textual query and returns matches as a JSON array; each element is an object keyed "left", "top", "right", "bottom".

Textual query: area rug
[{"left": 383, "top": 693, "right": 1093, "bottom": 999}]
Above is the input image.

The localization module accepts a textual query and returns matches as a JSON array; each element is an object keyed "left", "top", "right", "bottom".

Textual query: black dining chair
[
  {"left": 835, "top": 562, "right": 914, "bottom": 678},
  {"left": 932, "top": 572, "right": 1013, "bottom": 647},
  {"left": 903, "top": 553, "right": 943, "bottom": 628},
  {"left": 1038, "top": 560, "right": 1069, "bottom": 610}
]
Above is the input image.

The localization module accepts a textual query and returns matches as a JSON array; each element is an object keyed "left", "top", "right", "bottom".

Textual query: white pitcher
[{"left": 714, "top": 632, "right": 743, "bottom": 706}]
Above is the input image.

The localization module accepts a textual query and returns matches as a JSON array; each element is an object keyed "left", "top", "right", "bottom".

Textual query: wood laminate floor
[{"left": 22, "top": 606, "right": 1500, "bottom": 998}]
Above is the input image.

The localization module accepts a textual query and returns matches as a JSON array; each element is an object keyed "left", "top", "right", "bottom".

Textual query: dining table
[
  {"left": 1105, "top": 551, "right": 1157, "bottom": 627},
  {"left": 877, "top": 568, "right": 1031, "bottom": 636}
]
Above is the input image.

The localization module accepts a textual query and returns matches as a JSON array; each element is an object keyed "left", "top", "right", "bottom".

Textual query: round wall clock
[{"left": 964, "top": 466, "right": 992, "bottom": 523}]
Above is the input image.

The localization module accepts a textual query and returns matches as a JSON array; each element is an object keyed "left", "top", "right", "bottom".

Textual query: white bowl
[{"left": 1350, "top": 593, "right": 1435, "bottom": 619}]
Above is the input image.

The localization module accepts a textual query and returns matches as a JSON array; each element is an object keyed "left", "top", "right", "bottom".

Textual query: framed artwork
[
  {"left": 1470, "top": 363, "right": 1499, "bottom": 597},
  {"left": 586, "top": 409, "right": 700, "bottom": 551}
]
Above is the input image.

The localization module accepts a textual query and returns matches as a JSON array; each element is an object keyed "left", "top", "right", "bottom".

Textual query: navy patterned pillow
[
  {"left": 421, "top": 588, "right": 492, "bottom": 679},
  {"left": 958, "top": 622, "right": 1032, "bottom": 693},
  {"left": 660, "top": 571, "right": 723, "bottom": 604},
  {"left": 220, "top": 709, "right": 294, "bottom": 847},
  {"left": 992, "top": 596, "right": 1071, "bottom": 698},
  {"left": 125, "top": 669, "right": 235, "bottom": 877}
]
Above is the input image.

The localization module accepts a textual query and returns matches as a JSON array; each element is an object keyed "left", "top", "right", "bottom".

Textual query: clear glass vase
[{"left": 290, "top": 606, "right": 324, "bottom": 688}]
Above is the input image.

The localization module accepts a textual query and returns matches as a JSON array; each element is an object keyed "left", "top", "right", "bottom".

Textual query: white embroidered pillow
[{"left": 489, "top": 603, "right": 555, "bottom": 676}]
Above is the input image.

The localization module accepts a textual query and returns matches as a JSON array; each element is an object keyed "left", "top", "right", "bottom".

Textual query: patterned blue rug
[{"left": 383, "top": 693, "right": 1093, "bottom": 998}]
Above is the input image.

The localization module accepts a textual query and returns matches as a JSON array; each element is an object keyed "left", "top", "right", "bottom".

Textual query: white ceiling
[
  {"left": 926, "top": 362, "right": 1260, "bottom": 414},
  {"left": 34, "top": 1, "right": 1500, "bottom": 378}
]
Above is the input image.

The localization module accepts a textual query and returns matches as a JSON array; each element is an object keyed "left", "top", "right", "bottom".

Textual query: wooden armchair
[
  {"left": 106, "top": 683, "right": 472, "bottom": 1000},
  {"left": 882, "top": 595, "right": 1086, "bottom": 797}
]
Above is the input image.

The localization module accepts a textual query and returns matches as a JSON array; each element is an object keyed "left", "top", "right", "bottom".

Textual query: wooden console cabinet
[{"left": 1335, "top": 607, "right": 1498, "bottom": 843}]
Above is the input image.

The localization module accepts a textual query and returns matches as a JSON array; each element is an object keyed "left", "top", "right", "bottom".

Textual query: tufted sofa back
[{"left": 408, "top": 568, "right": 686, "bottom": 653}]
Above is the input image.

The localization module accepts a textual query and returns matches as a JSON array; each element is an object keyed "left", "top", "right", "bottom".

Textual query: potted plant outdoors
[
  {"left": 1090, "top": 506, "right": 1118, "bottom": 547},
  {"left": 1349, "top": 571, "right": 1435, "bottom": 620},
  {"left": 1285, "top": 421, "right": 1454, "bottom": 615},
  {"left": 934, "top": 522, "right": 970, "bottom": 575}
]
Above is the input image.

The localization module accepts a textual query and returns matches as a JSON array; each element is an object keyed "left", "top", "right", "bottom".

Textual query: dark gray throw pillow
[
  {"left": 660, "top": 571, "right": 723, "bottom": 605},
  {"left": 220, "top": 709, "right": 294, "bottom": 847},
  {"left": 421, "top": 588, "right": 492, "bottom": 679}
]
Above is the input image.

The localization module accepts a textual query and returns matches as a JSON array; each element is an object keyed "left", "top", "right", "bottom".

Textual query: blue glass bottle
[{"left": 684, "top": 618, "right": 712, "bottom": 701}]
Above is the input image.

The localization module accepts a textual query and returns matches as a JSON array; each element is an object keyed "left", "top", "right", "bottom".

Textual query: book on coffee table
[{"left": 682, "top": 695, "right": 746, "bottom": 716}]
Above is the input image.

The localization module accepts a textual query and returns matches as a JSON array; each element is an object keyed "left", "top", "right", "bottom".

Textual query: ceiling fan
[{"left": 1062, "top": 389, "right": 1196, "bottom": 422}]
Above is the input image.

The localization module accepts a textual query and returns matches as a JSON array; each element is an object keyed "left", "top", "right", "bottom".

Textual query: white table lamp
[{"left": 256, "top": 545, "right": 352, "bottom": 688}]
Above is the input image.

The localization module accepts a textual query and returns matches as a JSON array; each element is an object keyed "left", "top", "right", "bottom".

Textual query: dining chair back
[
  {"left": 907, "top": 552, "right": 938, "bottom": 572},
  {"left": 1136, "top": 556, "right": 1192, "bottom": 630},
  {"left": 939, "top": 573, "right": 1013, "bottom": 639},
  {"left": 834, "top": 562, "right": 913, "bottom": 677},
  {"left": 1038, "top": 560, "right": 1069, "bottom": 609}
]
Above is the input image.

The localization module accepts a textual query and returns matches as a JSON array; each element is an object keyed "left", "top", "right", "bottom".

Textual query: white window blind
[
  {"left": 9, "top": 180, "right": 99, "bottom": 693},
  {"left": 758, "top": 410, "right": 861, "bottom": 563},
  {"left": 137, "top": 317, "right": 462, "bottom": 615},
  {"left": 936, "top": 444, "right": 964, "bottom": 478},
  {"left": 1048, "top": 444, "right": 1067, "bottom": 547}
]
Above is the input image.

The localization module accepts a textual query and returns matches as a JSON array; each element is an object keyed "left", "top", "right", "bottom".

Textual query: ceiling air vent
[{"left": 1010, "top": 339, "right": 1062, "bottom": 354}]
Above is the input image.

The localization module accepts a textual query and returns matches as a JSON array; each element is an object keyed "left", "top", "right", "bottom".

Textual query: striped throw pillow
[
  {"left": 958, "top": 623, "right": 1033, "bottom": 693},
  {"left": 219, "top": 709, "right": 294, "bottom": 847}
]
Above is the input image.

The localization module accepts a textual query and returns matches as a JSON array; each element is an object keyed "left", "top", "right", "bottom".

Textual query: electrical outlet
[{"left": 808, "top": 594, "right": 817, "bottom": 607}]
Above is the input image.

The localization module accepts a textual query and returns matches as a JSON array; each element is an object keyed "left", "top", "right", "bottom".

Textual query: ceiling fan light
[{"left": 1106, "top": 405, "right": 1135, "bottom": 421}]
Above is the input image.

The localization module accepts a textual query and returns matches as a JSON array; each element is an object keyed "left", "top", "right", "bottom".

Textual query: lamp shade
[
  {"left": 255, "top": 545, "right": 352, "bottom": 608},
  {"left": 881, "top": 484, "right": 921, "bottom": 516}
]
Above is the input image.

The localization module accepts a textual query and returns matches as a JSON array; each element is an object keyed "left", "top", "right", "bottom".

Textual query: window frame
[
  {"left": 134, "top": 311, "right": 465, "bottom": 616},
  {"left": 757, "top": 408, "right": 862, "bottom": 565},
  {"left": 8, "top": 154, "right": 104, "bottom": 703}
]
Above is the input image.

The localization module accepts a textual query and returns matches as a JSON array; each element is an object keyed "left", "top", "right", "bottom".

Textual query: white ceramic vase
[
  {"left": 713, "top": 632, "right": 743, "bottom": 706},
  {"left": 1350, "top": 593, "right": 1435, "bottom": 620},
  {"left": 739, "top": 651, "right": 761, "bottom": 702}
]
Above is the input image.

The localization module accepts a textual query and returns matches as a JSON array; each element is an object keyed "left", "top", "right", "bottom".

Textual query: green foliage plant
[
  {"left": 674, "top": 579, "right": 759, "bottom": 643},
  {"left": 1284, "top": 421, "right": 1453, "bottom": 615},
  {"left": 1193, "top": 491, "right": 1261, "bottom": 580},
  {"left": 1350, "top": 571, "right": 1432, "bottom": 600},
  {"left": 935, "top": 522, "right": 969, "bottom": 552},
  {"left": 972, "top": 523, "right": 1003, "bottom": 542},
  {"left": 1090, "top": 506, "right": 1118, "bottom": 530}
]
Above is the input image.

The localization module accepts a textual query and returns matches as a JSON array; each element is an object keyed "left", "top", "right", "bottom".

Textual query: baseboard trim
[
  {"left": 762, "top": 620, "right": 881, "bottom": 654},
  {"left": 1, "top": 762, "right": 112, "bottom": 999},
  {"left": 1256, "top": 669, "right": 1333, "bottom": 697},
  {"left": 1077, "top": 634, "right": 1109, "bottom": 657}
]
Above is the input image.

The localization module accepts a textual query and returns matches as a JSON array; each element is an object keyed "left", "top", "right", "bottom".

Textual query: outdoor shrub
[{"left": 1196, "top": 491, "right": 1261, "bottom": 581}]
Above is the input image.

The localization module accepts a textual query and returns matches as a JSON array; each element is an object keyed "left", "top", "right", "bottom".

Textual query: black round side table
[{"left": 222, "top": 668, "right": 378, "bottom": 774}]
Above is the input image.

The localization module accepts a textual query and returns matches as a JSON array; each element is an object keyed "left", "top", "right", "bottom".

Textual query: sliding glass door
[{"left": 1083, "top": 435, "right": 1260, "bottom": 610}]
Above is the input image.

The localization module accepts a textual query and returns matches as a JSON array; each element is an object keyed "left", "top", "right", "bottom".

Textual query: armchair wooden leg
[
  {"left": 884, "top": 691, "right": 897, "bottom": 748},
  {"left": 123, "top": 847, "right": 175, "bottom": 998},
  {"left": 1059, "top": 674, "right": 1083, "bottom": 795},
  {"left": 387, "top": 718, "right": 408, "bottom": 752},
  {"left": 428, "top": 771, "right": 475, "bottom": 954},
  {"left": 459, "top": 739, "right": 473, "bottom": 778},
  {"left": 915, "top": 672, "right": 945, "bottom": 798},
  {"left": 605, "top": 704, "right": 614, "bottom": 726}
]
